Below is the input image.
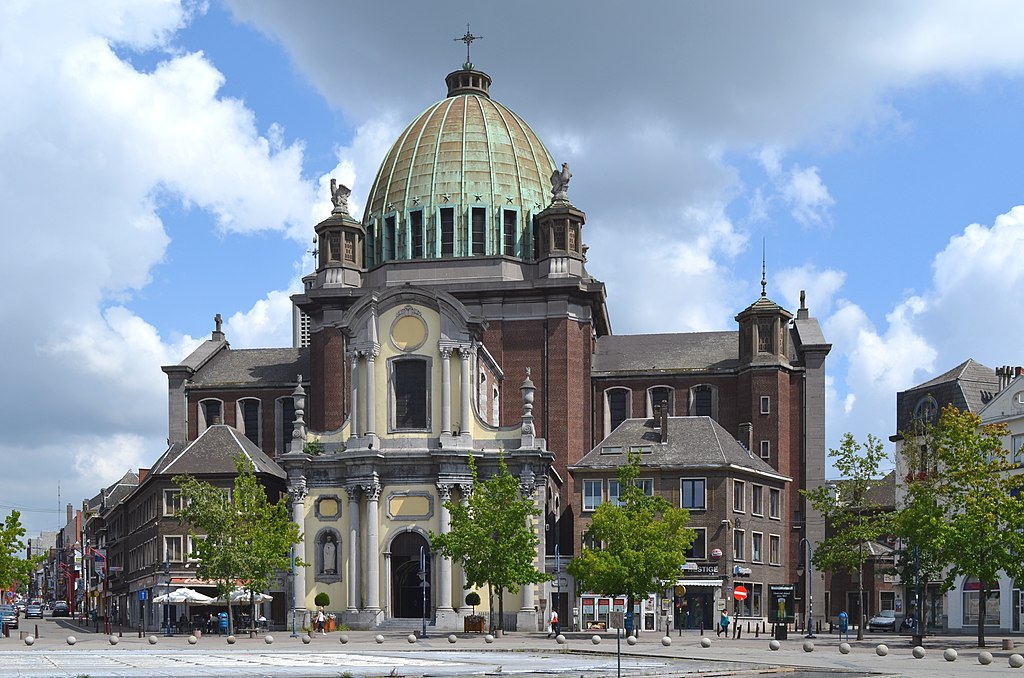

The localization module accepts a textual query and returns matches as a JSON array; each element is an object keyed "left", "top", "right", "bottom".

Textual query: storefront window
[{"left": 963, "top": 578, "right": 1000, "bottom": 627}]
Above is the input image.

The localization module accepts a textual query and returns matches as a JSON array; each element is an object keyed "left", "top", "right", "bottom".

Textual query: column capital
[
  {"left": 459, "top": 483, "right": 474, "bottom": 499},
  {"left": 439, "top": 345, "right": 454, "bottom": 360},
  {"left": 344, "top": 485, "right": 361, "bottom": 502},
  {"left": 288, "top": 478, "right": 308, "bottom": 503},
  {"left": 436, "top": 482, "right": 454, "bottom": 500},
  {"left": 361, "top": 482, "right": 382, "bottom": 501}
]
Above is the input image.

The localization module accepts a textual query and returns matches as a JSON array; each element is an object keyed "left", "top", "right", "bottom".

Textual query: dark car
[
  {"left": 868, "top": 609, "right": 896, "bottom": 632},
  {"left": 51, "top": 601, "right": 70, "bottom": 617},
  {"left": 25, "top": 604, "right": 43, "bottom": 619}
]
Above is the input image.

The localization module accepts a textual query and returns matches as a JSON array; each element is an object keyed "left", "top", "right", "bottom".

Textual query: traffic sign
[{"left": 733, "top": 584, "right": 748, "bottom": 601}]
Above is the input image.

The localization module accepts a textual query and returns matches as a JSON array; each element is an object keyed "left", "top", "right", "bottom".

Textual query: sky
[{"left": 3, "top": 0, "right": 1024, "bottom": 536}]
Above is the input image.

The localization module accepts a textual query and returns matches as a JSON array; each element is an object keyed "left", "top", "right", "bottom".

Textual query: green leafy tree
[
  {"left": 430, "top": 454, "right": 549, "bottom": 632},
  {"left": 897, "top": 405, "right": 1024, "bottom": 647},
  {"left": 802, "top": 433, "right": 891, "bottom": 640},
  {"left": 175, "top": 455, "right": 303, "bottom": 636},
  {"left": 0, "top": 511, "right": 42, "bottom": 590},
  {"left": 568, "top": 453, "right": 695, "bottom": 635}
]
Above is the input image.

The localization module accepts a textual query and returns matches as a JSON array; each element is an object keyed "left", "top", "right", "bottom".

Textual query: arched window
[
  {"left": 236, "top": 398, "right": 261, "bottom": 446},
  {"left": 275, "top": 396, "right": 296, "bottom": 456},
  {"left": 604, "top": 388, "right": 632, "bottom": 437},
  {"left": 199, "top": 398, "right": 224, "bottom": 431},
  {"left": 390, "top": 357, "right": 430, "bottom": 431},
  {"left": 647, "top": 386, "right": 673, "bottom": 417},
  {"left": 689, "top": 384, "right": 719, "bottom": 421}
]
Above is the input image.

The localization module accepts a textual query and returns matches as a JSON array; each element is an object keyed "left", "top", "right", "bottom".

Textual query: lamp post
[
  {"left": 164, "top": 555, "right": 172, "bottom": 636},
  {"left": 420, "top": 545, "right": 428, "bottom": 639},
  {"left": 796, "top": 538, "right": 815, "bottom": 638}
]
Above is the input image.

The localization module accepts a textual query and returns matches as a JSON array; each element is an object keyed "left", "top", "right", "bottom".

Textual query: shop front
[{"left": 578, "top": 594, "right": 658, "bottom": 632}]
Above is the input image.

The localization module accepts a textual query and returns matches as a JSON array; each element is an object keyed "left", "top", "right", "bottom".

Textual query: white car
[{"left": 868, "top": 609, "right": 896, "bottom": 632}]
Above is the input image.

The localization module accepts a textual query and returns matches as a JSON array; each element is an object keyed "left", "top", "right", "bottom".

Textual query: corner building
[{"left": 163, "top": 60, "right": 829, "bottom": 633}]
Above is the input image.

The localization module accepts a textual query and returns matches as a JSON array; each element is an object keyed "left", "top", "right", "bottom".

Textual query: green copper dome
[{"left": 362, "top": 68, "right": 557, "bottom": 264}]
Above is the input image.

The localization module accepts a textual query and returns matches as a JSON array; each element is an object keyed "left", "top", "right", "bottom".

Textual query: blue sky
[{"left": 3, "top": 1, "right": 1024, "bottom": 535}]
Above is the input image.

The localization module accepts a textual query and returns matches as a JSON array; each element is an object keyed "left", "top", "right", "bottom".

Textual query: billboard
[{"left": 767, "top": 584, "right": 795, "bottom": 623}]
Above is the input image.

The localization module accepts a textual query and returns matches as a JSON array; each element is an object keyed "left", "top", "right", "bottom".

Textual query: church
[{"left": 157, "top": 48, "right": 830, "bottom": 633}]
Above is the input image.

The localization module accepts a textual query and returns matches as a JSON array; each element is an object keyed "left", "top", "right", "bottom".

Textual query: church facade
[{"left": 160, "top": 56, "right": 830, "bottom": 633}]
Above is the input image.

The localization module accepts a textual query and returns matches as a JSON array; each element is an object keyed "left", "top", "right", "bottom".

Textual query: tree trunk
[
  {"left": 227, "top": 599, "right": 234, "bottom": 637},
  {"left": 488, "top": 584, "right": 494, "bottom": 634},
  {"left": 497, "top": 586, "right": 505, "bottom": 632},
  {"left": 856, "top": 544, "right": 864, "bottom": 641},
  {"left": 978, "top": 586, "right": 988, "bottom": 648},
  {"left": 627, "top": 594, "right": 635, "bottom": 637}
]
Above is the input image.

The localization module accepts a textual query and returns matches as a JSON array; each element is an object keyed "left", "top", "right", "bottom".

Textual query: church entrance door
[{"left": 391, "top": 532, "right": 431, "bottom": 619}]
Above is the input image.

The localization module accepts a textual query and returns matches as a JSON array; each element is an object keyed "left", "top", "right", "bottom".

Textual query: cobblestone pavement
[{"left": 2, "top": 619, "right": 1024, "bottom": 676}]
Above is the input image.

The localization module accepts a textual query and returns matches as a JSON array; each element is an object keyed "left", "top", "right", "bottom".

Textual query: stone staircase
[{"left": 374, "top": 617, "right": 434, "bottom": 633}]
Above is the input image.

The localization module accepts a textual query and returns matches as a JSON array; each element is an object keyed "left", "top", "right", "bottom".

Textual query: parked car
[
  {"left": 0, "top": 604, "right": 19, "bottom": 629},
  {"left": 51, "top": 601, "right": 70, "bottom": 618},
  {"left": 868, "top": 609, "right": 896, "bottom": 632},
  {"left": 25, "top": 604, "right": 43, "bottom": 619}
]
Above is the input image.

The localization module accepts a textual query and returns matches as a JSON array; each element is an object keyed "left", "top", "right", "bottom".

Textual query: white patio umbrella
[
  {"left": 212, "top": 588, "right": 273, "bottom": 604},
  {"left": 151, "top": 587, "right": 216, "bottom": 631}
]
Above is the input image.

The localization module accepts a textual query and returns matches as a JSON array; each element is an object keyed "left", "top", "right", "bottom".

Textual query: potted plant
[{"left": 464, "top": 592, "right": 485, "bottom": 633}]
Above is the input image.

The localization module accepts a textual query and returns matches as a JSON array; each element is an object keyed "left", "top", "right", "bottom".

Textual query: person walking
[
  {"left": 316, "top": 606, "right": 326, "bottom": 635},
  {"left": 547, "top": 609, "right": 559, "bottom": 638},
  {"left": 717, "top": 610, "right": 730, "bottom": 637}
]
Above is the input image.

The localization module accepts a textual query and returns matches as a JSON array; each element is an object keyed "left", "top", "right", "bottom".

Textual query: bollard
[
  {"left": 755, "top": 624, "right": 759, "bottom": 638},
  {"left": 35, "top": 624, "right": 39, "bottom": 638},
  {"left": 138, "top": 624, "right": 143, "bottom": 638},
  {"left": 736, "top": 626, "right": 742, "bottom": 639},
  {"left": 747, "top": 622, "right": 751, "bottom": 634}
]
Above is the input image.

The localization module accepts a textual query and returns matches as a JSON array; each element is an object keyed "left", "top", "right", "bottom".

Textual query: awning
[{"left": 676, "top": 579, "right": 724, "bottom": 588}]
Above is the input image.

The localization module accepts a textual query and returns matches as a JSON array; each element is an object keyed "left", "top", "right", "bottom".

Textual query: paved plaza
[{"left": 3, "top": 619, "right": 1024, "bottom": 676}]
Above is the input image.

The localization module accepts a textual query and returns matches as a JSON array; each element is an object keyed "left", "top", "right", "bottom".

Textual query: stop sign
[{"left": 733, "top": 585, "right": 748, "bottom": 600}]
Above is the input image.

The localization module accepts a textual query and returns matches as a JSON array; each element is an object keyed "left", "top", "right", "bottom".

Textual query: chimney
[
  {"left": 139, "top": 468, "right": 150, "bottom": 483},
  {"left": 66, "top": 503, "right": 73, "bottom": 525},
  {"left": 737, "top": 422, "right": 753, "bottom": 453},
  {"left": 660, "top": 404, "right": 669, "bottom": 443}
]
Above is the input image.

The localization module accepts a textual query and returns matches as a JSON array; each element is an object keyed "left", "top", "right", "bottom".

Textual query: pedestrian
[
  {"left": 717, "top": 610, "right": 730, "bottom": 637},
  {"left": 547, "top": 609, "right": 559, "bottom": 638},
  {"left": 316, "top": 606, "right": 326, "bottom": 635}
]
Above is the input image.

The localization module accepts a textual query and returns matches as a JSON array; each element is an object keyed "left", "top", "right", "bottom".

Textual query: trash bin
[{"left": 774, "top": 624, "right": 788, "bottom": 641}]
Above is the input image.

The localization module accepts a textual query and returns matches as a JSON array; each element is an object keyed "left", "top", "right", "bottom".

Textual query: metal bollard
[{"left": 138, "top": 625, "right": 143, "bottom": 638}]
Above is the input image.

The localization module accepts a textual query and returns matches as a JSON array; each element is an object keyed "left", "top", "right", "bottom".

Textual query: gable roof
[
  {"left": 188, "top": 347, "right": 309, "bottom": 387},
  {"left": 151, "top": 425, "right": 286, "bottom": 479},
  {"left": 593, "top": 332, "right": 739, "bottom": 375},
  {"left": 571, "top": 415, "right": 788, "bottom": 481}
]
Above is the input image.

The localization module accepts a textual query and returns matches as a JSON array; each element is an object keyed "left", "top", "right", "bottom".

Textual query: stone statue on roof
[
  {"left": 330, "top": 178, "right": 351, "bottom": 214},
  {"left": 550, "top": 162, "right": 571, "bottom": 203}
]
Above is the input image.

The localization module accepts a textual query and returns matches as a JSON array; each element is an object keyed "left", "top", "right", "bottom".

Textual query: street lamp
[
  {"left": 419, "top": 545, "right": 428, "bottom": 639},
  {"left": 164, "top": 555, "right": 172, "bottom": 636},
  {"left": 796, "top": 538, "right": 815, "bottom": 639}
]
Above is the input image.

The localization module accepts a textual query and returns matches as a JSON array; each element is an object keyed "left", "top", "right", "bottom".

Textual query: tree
[
  {"left": 802, "top": 433, "right": 891, "bottom": 640},
  {"left": 175, "top": 455, "right": 303, "bottom": 636},
  {"left": 0, "top": 511, "right": 41, "bottom": 591},
  {"left": 430, "top": 454, "right": 549, "bottom": 632},
  {"left": 568, "top": 453, "right": 695, "bottom": 635},
  {"left": 897, "top": 405, "right": 1024, "bottom": 647}
]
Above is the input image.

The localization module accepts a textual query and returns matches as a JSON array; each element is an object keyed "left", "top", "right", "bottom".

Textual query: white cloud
[
  {"left": 776, "top": 265, "right": 846, "bottom": 317},
  {"left": 0, "top": 1, "right": 319, "bottom": 532},
  {"left": 756, "top": 149, "right": 835, "bottom": 227}
]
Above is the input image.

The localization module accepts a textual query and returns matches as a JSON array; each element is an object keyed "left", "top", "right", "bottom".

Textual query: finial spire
[
  {"left": 760, "top": 238, "right": 767, "bottom": 297},
  {"left": 455, "top": 23, "right": 482, "bottom": 69}
]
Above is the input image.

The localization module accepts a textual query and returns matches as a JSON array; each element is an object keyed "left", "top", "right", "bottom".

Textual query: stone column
[
  {"left": 436, "top": 483, "right": 453, "bottom": 612},
  {"left": 440, "top": 347, "right": 452, "bottom": 435},
  {"left": 365, "top": 348, "right": 378, "bottom": 435},
  {"left": 383, "top": 551, "right": 392, "bottom": 618},
  {"left": 459, "top": 346, "right": 472, "bottom": 434},
  {"left": 363, "top": 482, "right": 381, "bottom": 612},
  {"left": 345, "top": 486, "right": 360, "bottom": 612},
  {"left": 289, "top": 479, "right": 308, "bottom": 626},
  {"left": 349, "top": 352, "right": 360, "bottom": 437},
  {"left": 519, "top": 481, "right": 537, "bottom": 614}
]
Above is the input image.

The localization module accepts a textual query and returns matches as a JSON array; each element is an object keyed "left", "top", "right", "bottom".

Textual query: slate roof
[
  {"left": 87, "top": 471, "right": 140, "bottom": 514},
  {"left": 896, "top": 359, "right": 998, "bottom": 432},
  {"left": 592, "top": 332, "right": 739, "bottom": 375},
  {"left": 571, "top": 416, "right": 788, "bottom": 481},
  {"left": 828, "top": 470, "right": 896, "bottom": 511},
  {"left": 188, "top": 348, "right": 309, "bottom": 387},
  {"left": 151, "top": 425, "right": 286, "bottom": 479}
]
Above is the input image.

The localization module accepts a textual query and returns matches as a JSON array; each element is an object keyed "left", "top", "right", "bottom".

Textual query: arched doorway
[{"left": 391, "top": 532, "right": 431, "bottom": 619}]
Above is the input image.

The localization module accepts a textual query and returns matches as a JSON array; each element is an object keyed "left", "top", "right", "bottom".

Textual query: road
[{"left": 1, "top": 616, "right": 1023, "bottom": 676}]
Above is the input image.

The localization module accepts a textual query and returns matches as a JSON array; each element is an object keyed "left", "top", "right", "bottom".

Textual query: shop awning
[{"left": 675, "top": 579, "right": 724, "bottom": 587}]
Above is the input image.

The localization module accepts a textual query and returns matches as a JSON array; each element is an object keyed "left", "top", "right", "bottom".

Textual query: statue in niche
[
  {"left": 321, "top": 533, "right": 337, "bottom": 575},
  {"left": 550, "top": 162, "right": 571, "bottom": 202},
  {"left": 330, "top": 178, "right": 351, "bottom": 214}
]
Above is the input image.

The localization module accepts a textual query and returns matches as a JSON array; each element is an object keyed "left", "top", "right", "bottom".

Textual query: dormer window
[
  {"left": 471, "top": 207, "right": 486, "bottom": 255},
  {"left": 410, "top": 211, "right": 424, "bottom": 258},
  {"left": 199, "top": 399, "right": 222, "bottom": 430},
  {"left": 440, "top": 208, "right": 455, "bottom": 257},
  {"left": 502, "top": 210, "right": 517, "bottom": 256}
]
